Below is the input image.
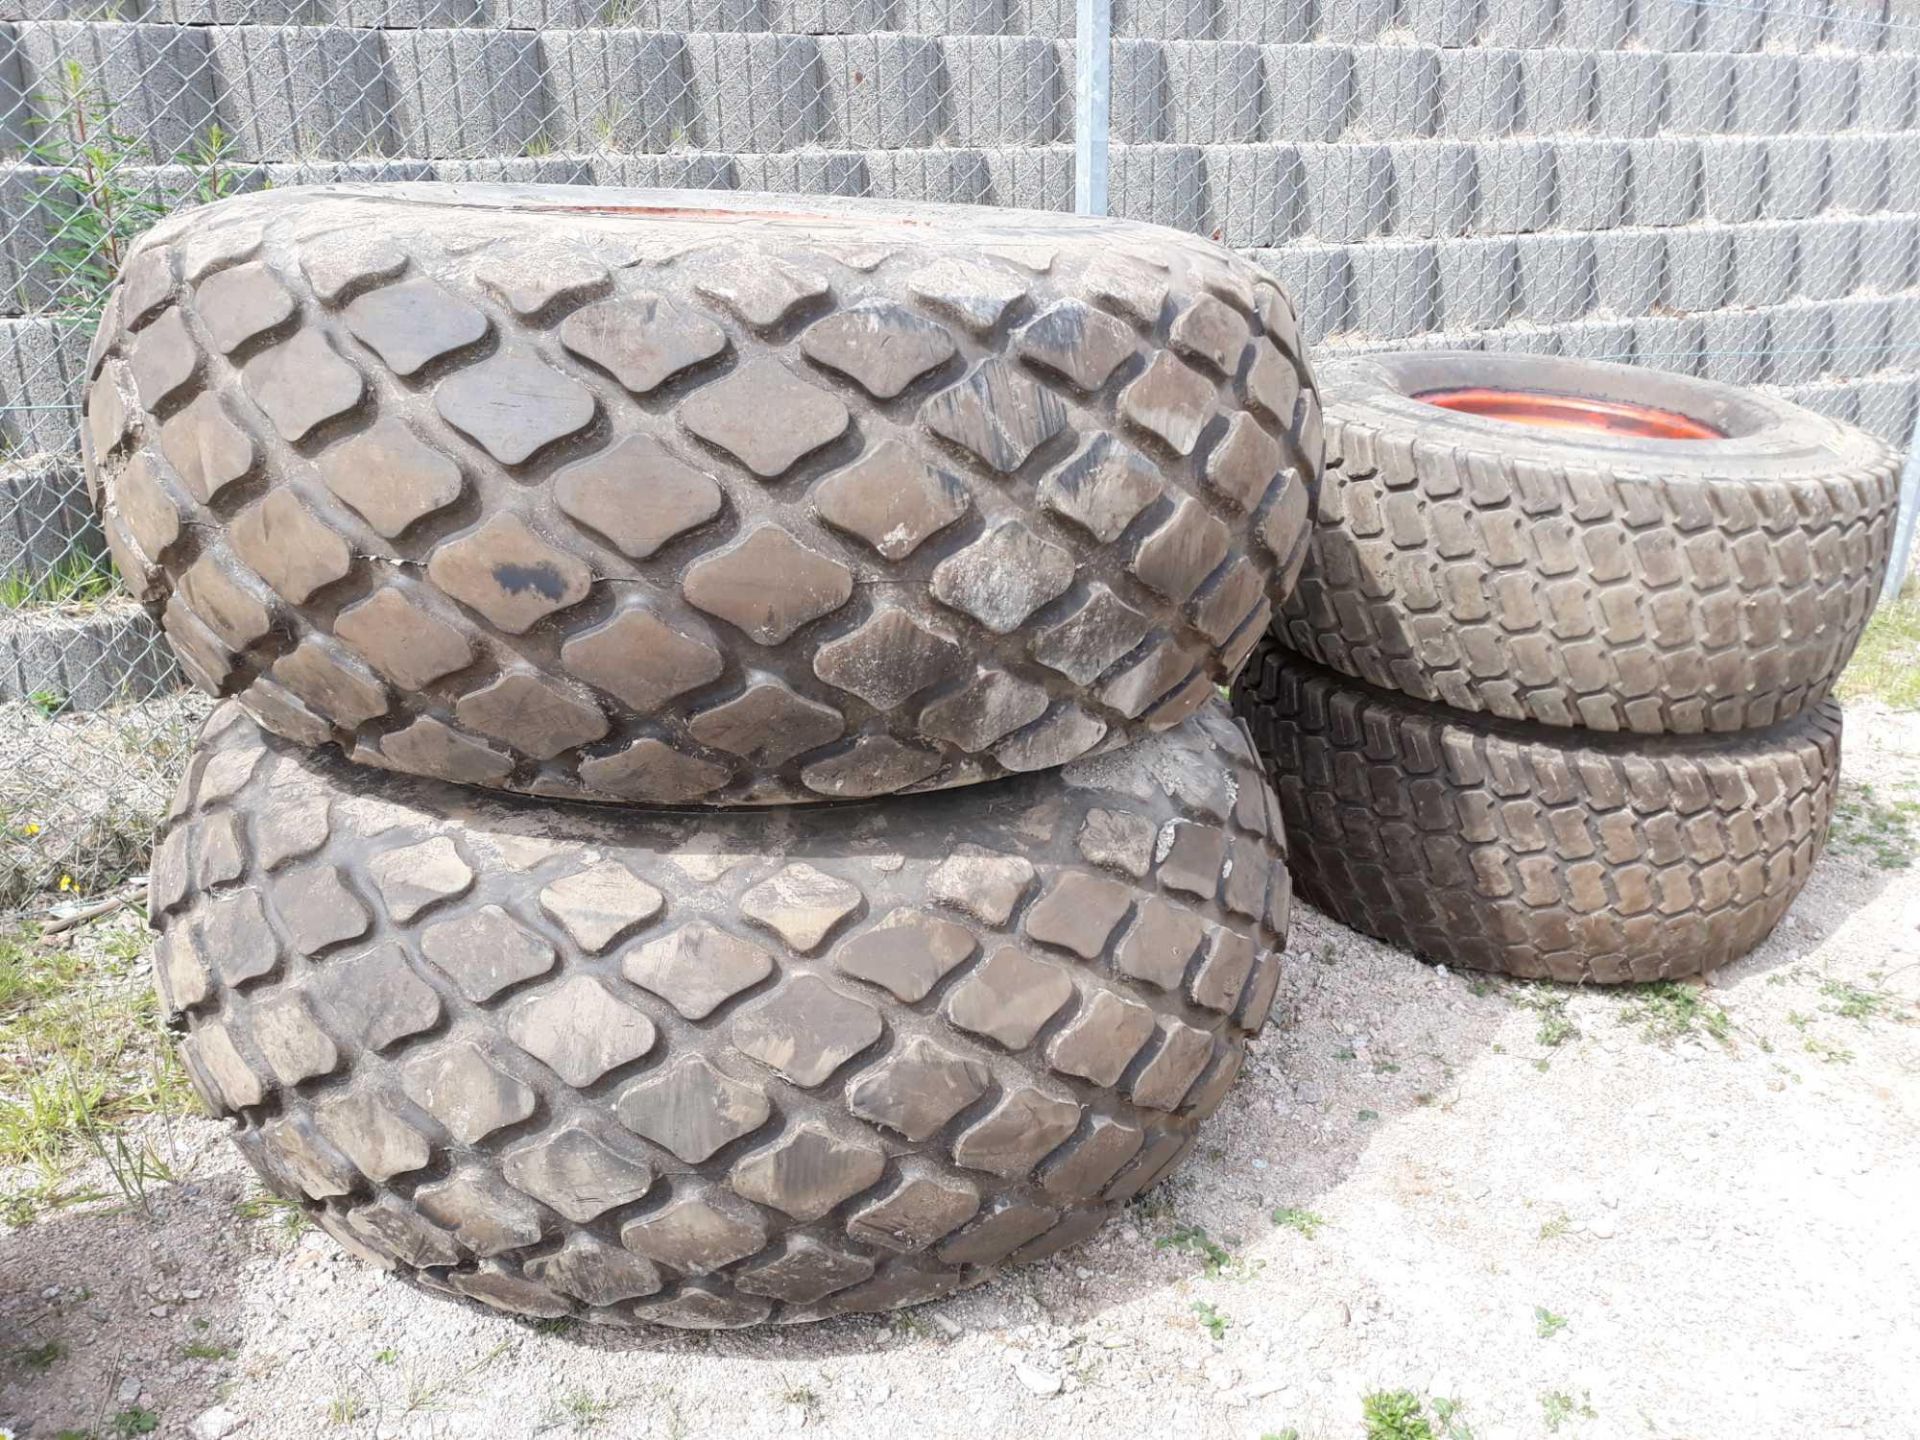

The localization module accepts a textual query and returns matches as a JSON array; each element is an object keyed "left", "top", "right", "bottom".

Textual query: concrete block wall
[{"left": 2, "top": 0, "right": 1919, "bottom": 702}]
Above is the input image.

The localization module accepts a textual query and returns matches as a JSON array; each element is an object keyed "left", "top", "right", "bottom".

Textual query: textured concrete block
[
  {"left": 0, "top": 458, "right": 98, "bottom": 586},
  {"left": 1249, "top": 244, "right": 1350, "bottom": 341},
  {"left": 733, "top": 149, "right": 870, "bottom": 193},
  {"left": 1355, "top": 45, "right": 1439, "bottom": 139},
  {"left": 1857, "top": 54, "right": 1917, "bottom": 130},
  {"left": 1627, "top": 138, "right": 1701, "bottom": 227},
  {"left": 1798, "top": 221, "right": 1860, "bottom": 300},
  {"left": 1731, "top": 223, "right": 1798, "bottom": 308},
  {"left": 0, "top": 603, "right": 179, "bottom": 711},
  {"left": 1763, "top": 136, "right": 1829, "bottom": 221},
  {"left": 1828, "top": 297, "right": 1892, "bottom": 378},
  {"left": 384, "top": 30, "right": 550, "bottom": 161},
  {"left": 1478, "top": 0, "right": 1556, "bottom": 47},
  {"left": 1731, "top": 54, "right": 1797, "bottom": 135},
  {"left": 262, "top": 157, "right": 433, "bottom": 186},
  {"left": 1827, "top": 135, "right": 1890, "bottom": 214},
  {"left": 1520, "top": 50, "right": 1594, "bottom": 135},
  {"left": 895, "top": 0, "right": 1009, "bottom": 30},
  {"left": 1783, "top": 381, "right": 1858, "bottom": 426},
  {"left": 1011, "top": 0, "right": 1075, "bottom": 36},
  {"left": 1316, "top": 0, "right": 1396, "bottom": 44},
  {"left": 1697, "top": 0, "right": 1765, "bottom": 51},
  {"left": 1115, "top": 0, "right": 1221, "bottom": 40},
  {"left": 0, "top": 317, "right": 84, "bottom": 457},
  {"left": 1630, "top": 315, "right": 1704, "bottom": 376},
  {"left": 589, "top": 151, "right": 739, "bottom": 189},
  {"left": 1592, "top": 51, "right": 1665, "bottom": 140},
  {"left": 939, "top": 36, "right": 1066, "bottom": 145},
  {"left": 1109, "top": 144, "right": 1208, "bottom": 232},
  {"left": 1349, "top": 241, "right": 1439, "bottom": 338},
  {"left": 1886, "top": 140, "right": 1920, "bottom": 210},
  {"left": 1216, "top": 0, "right": 1308, "bottom": 42},
  {"left": 148, "top": 0, "right": 317, "bottom": 19},
  {"left": 1664, "top": 53, "right": 1733, "bottom": 135},
  {"left": 1888, "top": 296, "right": 1920, "bottom": 355},
  {"left": 537, "top": 32, "right": 692, "bottom": 156},
  {"left": 1591, "top": 229, "right": 1664, "bottom": 318},
  {"left": 209, "top": 27, "right": 392, "bottom": 164},
  {"left": 1634, "top": 0, "right": 1699, "bottom": 50},
  {"left": 1796, "top": 54, "right": 1860, "bottom": 133},
  {"left": 683, "top": 33, "right": 826, "bottom": 152},
  {"left": 1402, "top": 0, "right": 1481, "bottom": 47},
  {"left": 340, "top": 0, "right": 483, "bottom": 21},
  {"left": 1513, "top": 233, "right": 1594, "bottom": 324},
  {"left": 817, "top": 35, "right": 946, "bottom": 150},
  {"left": 2, "top": 23, "right": 30, "bottom": 157},
  {"left": 1760, "top": 1, "right": 1823, "bottom": 51},
  {"left": 978, "top": 143, "right": 1074, "bottom": 210},
  {"left": 1827, "top": 0, "right": 1891, "bottom": 53},
  {"left": 1108, "top": 38, "right": 1170, "bottom": 144},
  {"left": 1856, "top": 214, "right": 1919, "bottom": 292},
  {"left": 1552, "top": 139, "right": 1629, "bottom": 230},
  {"left": 1440, "top": 48, "right": 1520, "bottom": 140},
  {"left": 1664, "top": 228, "right": 1732, "bottom": 313},
  {"left": 768, "top": 0, "right": 894, "bottom": 31},
  {"left": 1700, "top": 308, "right": 1770, "bottom": 386},
  {"left": 1552, "top": 316, "right": 1636, "bottom": 362},
  {"left": 1438, "top": 236, "right": 1517, "bottom": 332},
  {"left": 1165, "top": 41, "right": 1264, "bottom": 144},
  {"left": 862, "top": 147, "right": 992, "bottom": 204},
  {"left": 1766, "top": 306, "right": 1832, "bottom": 385},
  {"left": 430, "top": 156, "right": 593, "bottom": 184},
  {"left": 1473, "top": 140, "right": 1553, "bottom": 232},
  {"left": 1206, "top": 143, "right": 1304, "bottom": 247},
  {"left": 1390, "top": 141, "right": 1474, "bottom": 238},
  {"left": 1261, "top": 44, "right": 1353, "bottom": 143},
  {"left": 1849, "top": 376, "right": 1916, "bottom": 445},
  {"left": 19, "top": 21, "right": 220, "bottom": 155},
  {"left": 1698, "top": 137, "right": 1768, "bottom": 223},
  {"left": 1299, "top": 141, "right": 1391, "bottom": 242},
  {"left": 1560, "top": 0, "right": 1630, "bottom": 48}
]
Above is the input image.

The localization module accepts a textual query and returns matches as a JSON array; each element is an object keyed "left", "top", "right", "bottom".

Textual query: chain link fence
[{"left": 1, "top": 0, "right": 1916, "bottom": 909}]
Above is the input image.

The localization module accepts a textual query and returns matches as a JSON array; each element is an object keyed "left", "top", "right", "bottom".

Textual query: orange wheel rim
[{"left": 1415, "top": 386, "right": 1725, "bottom": 440}]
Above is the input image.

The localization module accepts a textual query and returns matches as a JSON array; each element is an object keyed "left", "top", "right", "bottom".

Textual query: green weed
[
  {"left": 0, "top": 553, "right": 116, "bottom": 610},
  {"left": 1362, "top": 1390, "right": 1435, "bottom": 1440},
  {"left": 1190, "top": 1301, "right": 1229, "bottom": 1341},
  {"left": 1540, "top": 1390, "right": 1596, "bottom": 1432},
  {"left": 1272, "top": 1206, "right": 1325, "bottom": 1239},
  {"left": 1535, "top": 1306, "right": 1568, "bottom": 1338},
  {"left": 1828, "top": 783, "right": 1920, "bottom": 869},
  {"left": 1619, "top": 981, "right": 1731, "bottom": 1046}
]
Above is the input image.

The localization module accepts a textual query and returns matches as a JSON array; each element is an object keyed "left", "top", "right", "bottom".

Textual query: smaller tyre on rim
[{"left": 1277, "top": 351, "right": 1900, "bottom": 736}]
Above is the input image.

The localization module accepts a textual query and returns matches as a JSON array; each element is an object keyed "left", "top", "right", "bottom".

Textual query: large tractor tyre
[
  {"left": 1234, "top": 642, "right": 1836, "bottom": 985},
  {"left": 83, "top": 184, "right": 1320, "bottom": 806},
  {"left": 1276, "top": 352, "right": 1898, "bottom": 736},
  {"left": 151, "top": 699, "right": 1291, "bottom": 1327}
]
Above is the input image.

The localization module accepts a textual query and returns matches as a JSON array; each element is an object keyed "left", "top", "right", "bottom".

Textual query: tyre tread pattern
[
  {"left": 1234, "top": 643, "right": 1837, "bottom": 984},
  {"left": 1278, "top": 375, "right": 1898, "bottom": 735},
  {"left": 154, "top": 698, "right": 1290, "bottom": 1326},
  {"left": 85, "top": 185, "right": 1320, "bottom": 805}
]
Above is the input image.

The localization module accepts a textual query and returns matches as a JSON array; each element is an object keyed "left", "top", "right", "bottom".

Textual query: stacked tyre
[
  {"left": 82, "top": 184, "right": 1322, "bottom": 1325},
  {"left": 1234, "top": 351, "right": 1900, "bottom": 984}
]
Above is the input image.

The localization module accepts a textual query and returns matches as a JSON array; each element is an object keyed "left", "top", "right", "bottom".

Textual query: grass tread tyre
[
  {"left": 152, "top": 698, "right": 1290, "bottom": 1327},
  {"left": 84, "top": 183, "right": 1320, "bottom": 805},
  {"left": 1278, "top": 353, "right": 1898, "bottom": 736},
  {"left": 1234, "top": 641, "right": 1837, "bottom": 984}
]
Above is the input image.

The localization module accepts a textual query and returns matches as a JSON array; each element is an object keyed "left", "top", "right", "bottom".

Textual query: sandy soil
[{"left": 3, "top": 704, "right": 1917, "bottom": 1440}]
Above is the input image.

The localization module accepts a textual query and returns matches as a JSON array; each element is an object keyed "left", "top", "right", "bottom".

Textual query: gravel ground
[{"left": 3, "top": 703, "right": 1916, "bottom": 1440}]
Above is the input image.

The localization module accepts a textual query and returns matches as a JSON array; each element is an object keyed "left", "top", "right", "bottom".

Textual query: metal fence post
[{"left": 1075, "top": 0, "right": 1111, "bottom": 217}]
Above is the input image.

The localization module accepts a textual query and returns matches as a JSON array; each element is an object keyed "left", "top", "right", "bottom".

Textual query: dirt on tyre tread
[
  {"left": 1277, "top": 354, "right": 1898, "bottom": 736},
  {"left": 150, "top": 697, "right": 1290, "bottom": 1327},
  {"left": 84, "top": 183, "right": 1320, "bottom": 805},
  {"left": 1233, "top": 641, "right": 1838, "bottom": 984}
]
